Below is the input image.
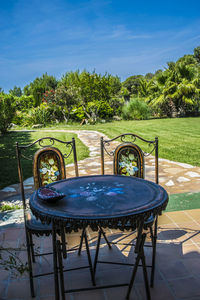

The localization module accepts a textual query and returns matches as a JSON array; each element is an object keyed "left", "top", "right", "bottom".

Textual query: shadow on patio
[{"left": 1, "top": 209, "right": 200, "bottom": 300}]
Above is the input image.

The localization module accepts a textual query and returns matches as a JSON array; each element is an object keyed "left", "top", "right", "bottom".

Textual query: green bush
[
  {"left": 14, "top": 95, "right": 35, "bottom": 110},
  {"left": 0, "top": 94, "right": 16, "bottom": 134},
  {"left": 122, "top": 98, "right": 151, "bottom": 120},
  {"left": 70, "top": 106, "right": 86, "bottom": 121},
  {"left": 87, "top": 100, "right": 114, "bottom": 120},
  {"left": 70, "top": 101, "right": 114, "bottom": 122},
  {"left": 24, "top": 103, "right": 51, "bottom": 126},
  {"left": 109, "top": 97, "right": 125, "bottom": 116},
  {"left": 12, "top": 111, "right": 25, "bottom": 125}
]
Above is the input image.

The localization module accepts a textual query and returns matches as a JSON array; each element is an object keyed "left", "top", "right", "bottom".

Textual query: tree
[
  {"left": 9, "top": 86, "right": 22, "bottom": 97},
  {"left": 122, "top": 75, "right": 144, "bottom": 96},
  {"left": 55, "top": 85, "right": 79, "bottom": 122},
  {"left": 24, "top": 73, "right": 58, "bottom": 106},
  {"left": 15, "top": 95, "right": 35, "bottom": 111},
  {"left": 145, "top": 73, "right": 154, "bottom": 80},
  {"left": 57, "top": 70, "right": 117, "bottom": 122},
  {"left": 194, "top": 46, "right": 200, "bottom": 63},
  {"left": 147, "top": 55, "right": 200, "bottom": 117},
  {"left": 0, "top": 94, "right": 16, "bottom": 134}
]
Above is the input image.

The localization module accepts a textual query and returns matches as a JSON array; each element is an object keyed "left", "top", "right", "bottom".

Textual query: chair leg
[
  {"left": 141, "top": 240, "right": 151, "bottom": 300},
  {"left": 149, "top": 226, "right": 154, "bottom": 244},
  {"left": 150, "top": 217, "right": 158, "bottom": 288},
  {"left": 99, "top": 225, "right": 112, "bottom": 249},
  {"left": 93, "top": 230, "right": 102, "bottom": 275},
  {"left": 126, "top": 233, "right": 151, "bottom": 300},
  {"left": 78, "top": 227, "right": 85, "bottom": 256},
  {"left": 26, "top": 230, "right": 35, "bottom": 297},
  {"left": 52, "top": 222, "right": 60, "bottom": 300},
  {"left": 126, "top": 244, "right": 142, "bottom": 300},
  {"left": 29, "top": 232, "right": 35, "bottom": 263},
  {"left": 84, "top": 232, "right": 96, "bottom": 286},
  {"left": 57, "top": 240, "right": 65, "bottom": 300}
]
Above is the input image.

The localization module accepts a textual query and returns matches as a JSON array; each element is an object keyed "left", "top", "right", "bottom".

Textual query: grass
[
  {"left": 40, "top": 117, "right": 200, "bottom": 166},
  {"left": 0, "top": 204, "right": 21, "bottom": 212},
  {"left": 2, "top": 117, "right": 200, "bottom": 189},
  {"left": 0, "top": 131, "right": 89, "bottom": 189},
  {"left": 166, "top": 192, "right": 200, "bottom": 212}
]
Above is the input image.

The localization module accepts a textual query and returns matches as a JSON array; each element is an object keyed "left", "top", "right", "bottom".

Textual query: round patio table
[
  {"left": 30, "top": 175, "right": 168, "bottom": 227},
  {"left": 30, "top": 175, "right": 168, "bottom": 300}
]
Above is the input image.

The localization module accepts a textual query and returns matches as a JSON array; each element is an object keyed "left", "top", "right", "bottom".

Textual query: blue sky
[{"left": 1, "top": 0, "right": 200, "bottom": 92}]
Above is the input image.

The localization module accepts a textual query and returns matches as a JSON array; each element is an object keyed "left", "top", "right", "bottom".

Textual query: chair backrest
[
  {"left": 33, "top": 147, "right": 66, "bottom": 189},
  {"left": 114, "top": 143, "right": 144, "bottom": 178},
  {"left": 16, "top": 137, "right": 79, "bottom": 211},
  {"left": 100, "top": 133, "right": 158, "bottom": 184}
]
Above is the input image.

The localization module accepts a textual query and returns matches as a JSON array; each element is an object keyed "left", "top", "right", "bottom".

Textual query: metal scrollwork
[
  {"left": 38, "top": 137, "right": 55, "bottom": 147},
  {"left": 120, "top": 134, "right": 136, "bottom": 143},
  {"left": 63, "top": 143, "right": 73, "bottom": 159},
  {"left": 19, "top": 137, "right": 75, "bottom": 161},
  {"left": 103, "top": 142, "right": 115, "bottom": 157},
  {"left": 102, "top": 133, "right": 158, "bottom": 164},
  {"left": 21, "top": 153, "right": 34, "bottom": 161},
  {"left": 143, "top": 142, "right": 156, "bottom": 157}
]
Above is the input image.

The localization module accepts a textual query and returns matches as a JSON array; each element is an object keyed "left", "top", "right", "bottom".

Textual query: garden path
[
  {"left": 0, "top": 129, "right": 200, "bottom": 226},
  {"left": 1, "top": 129, "right": 200, "bottom": 199}
]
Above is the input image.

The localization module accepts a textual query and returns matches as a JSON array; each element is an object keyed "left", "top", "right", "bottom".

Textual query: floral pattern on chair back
[
  {"left": 114, "top": 143, "right": 144, "bottom": 178},
  {"left": 33, "top": 147, "right": 66, "bottom": 189}
]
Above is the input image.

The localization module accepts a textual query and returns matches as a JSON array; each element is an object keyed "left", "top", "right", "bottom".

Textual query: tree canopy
[{"left": 1, "top": 46, "right": 200, "bottom": 134}]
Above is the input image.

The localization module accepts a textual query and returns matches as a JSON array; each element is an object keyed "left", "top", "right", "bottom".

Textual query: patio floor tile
[
  {"left": 1, "top": 209, "right": 200, "bottom": 299},
  {"left": 168, "top": 276, "right": 200, "bottom": 298},
  {"left": 6, "top": 278, "right": 34, "bottom": 299},
  {"left": 137, "top": 280, "right": 175, "bottom": 300}
]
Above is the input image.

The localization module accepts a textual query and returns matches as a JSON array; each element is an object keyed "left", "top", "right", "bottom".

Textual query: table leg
[
  {"left": 78, "top": 226, "right": 86, "bottom": 255},
  {"left": 141, "top": 237, "right": 151, "bottom": 300},
  {"left": 93, "top": 230, "right": 102, "bottom": 275},
  {"left": 126, "top": 221, "right": 151, "bottom": 300},
  {"left": 150, "top": 216, "right": 158, "bottom": 287},
  {"left": 57, "top": 240, "right": 65, "bottom": 300},
  {"left": 52, "top": 221, "right": 60, "bottom": 300},
  {"left": 84, "top": 231, "right": 96, "bottom": 286}
]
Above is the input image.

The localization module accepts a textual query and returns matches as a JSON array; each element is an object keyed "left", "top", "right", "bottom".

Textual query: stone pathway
[
  {"left": 65, "top": 130, "right": 200, "bottom": 194},
  {"left": 1, "top": 129, "right": 200, "bottom": 201},
  {"left": 0, "top": 129, "right": 200, "bottom": 226}
]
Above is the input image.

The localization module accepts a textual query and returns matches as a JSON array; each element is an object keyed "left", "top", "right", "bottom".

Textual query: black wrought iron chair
[
  {"left": 16, "top": 137, "right": 79, "bottom": 297},
  {"left": 96, "top": 133, "right": 159, "bottom": 287}
]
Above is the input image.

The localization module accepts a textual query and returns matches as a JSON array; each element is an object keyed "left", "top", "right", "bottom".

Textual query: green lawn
[
  {"left": 2, "top": 117, "right": 200, "bottom": 189},
  {"left": 0, "top": 131, "right": 89, "bottom": 189},
  {"left": 43, "top": 117, "right": 200, "bottom": 167}
]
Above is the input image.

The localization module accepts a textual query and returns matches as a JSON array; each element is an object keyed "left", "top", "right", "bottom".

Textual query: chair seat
[
  {"left": 114, "top": 214, "right": 154, "bottom": 231},
  {"left": 144, "top": 214, "right": 154, "bottom": 227},
  {"left": 26, "top": 210, "right": 52, "bottom": 235}
]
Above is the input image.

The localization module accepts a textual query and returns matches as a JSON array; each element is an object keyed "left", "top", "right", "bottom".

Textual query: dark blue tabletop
[{"left": 30, "top": 175, "right": 168, "bottom": 224}]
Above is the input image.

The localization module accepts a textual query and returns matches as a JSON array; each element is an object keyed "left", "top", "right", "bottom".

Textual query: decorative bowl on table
[{"left": 37, "top": 186, "right": 65, "bottom": 203}]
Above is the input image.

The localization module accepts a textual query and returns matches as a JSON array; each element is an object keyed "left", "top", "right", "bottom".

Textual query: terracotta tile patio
[{"left": 0, "top": 209, "right": 200, "bottom": 300}]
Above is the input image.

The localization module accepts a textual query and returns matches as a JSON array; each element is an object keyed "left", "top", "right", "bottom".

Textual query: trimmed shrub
[{"left": 122, "top": 98, "right": 151, "bottom": 120}]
